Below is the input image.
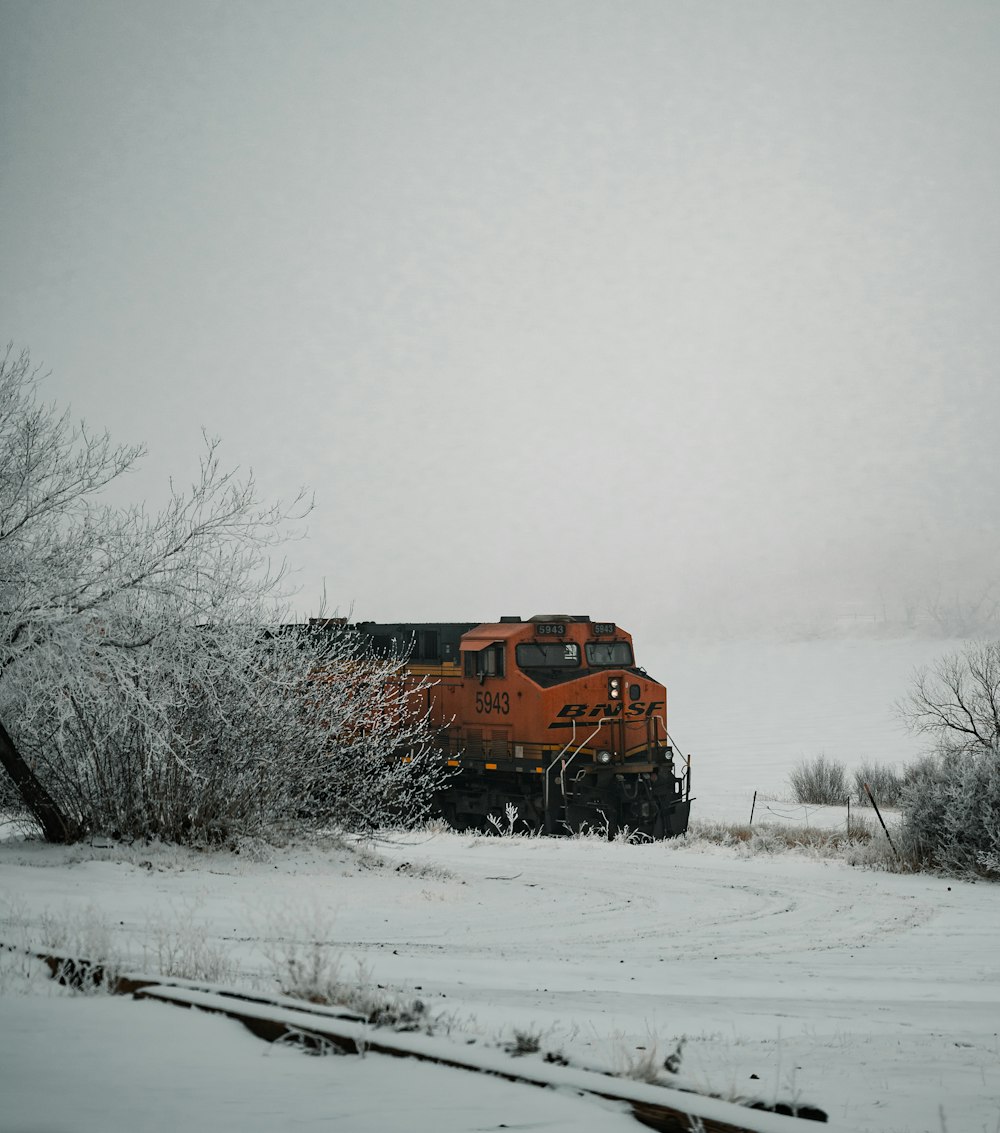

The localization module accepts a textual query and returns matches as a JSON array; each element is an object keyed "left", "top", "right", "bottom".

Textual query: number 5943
[{"left": 475, "top": 690, "right": 509, "bottom": 715}]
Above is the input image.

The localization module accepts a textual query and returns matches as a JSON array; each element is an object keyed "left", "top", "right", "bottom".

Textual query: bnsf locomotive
[{"left": 352, "top": 614, "right": 692, "bottom": 838}]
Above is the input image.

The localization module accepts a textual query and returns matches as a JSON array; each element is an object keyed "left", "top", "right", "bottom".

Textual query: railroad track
[{"left": 7, "top": 944, "right": 835, "bottom": 1133}]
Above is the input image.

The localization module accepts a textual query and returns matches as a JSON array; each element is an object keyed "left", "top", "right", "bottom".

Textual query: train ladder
[{"left": 544, "top": 718, "right": 615, "bottom": 832}]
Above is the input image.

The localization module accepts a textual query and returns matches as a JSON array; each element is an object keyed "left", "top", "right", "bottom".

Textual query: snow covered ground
[{"left": 2, "top": 636, "right": 997, "bottom": 1133}]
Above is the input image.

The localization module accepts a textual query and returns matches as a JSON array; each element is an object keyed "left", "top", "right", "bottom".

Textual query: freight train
[{"left": 348, "top": 614, "right": 692, "bottom": 838}]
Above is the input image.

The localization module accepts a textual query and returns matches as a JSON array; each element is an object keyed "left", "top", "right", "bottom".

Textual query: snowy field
[
  {"left": 2, "top": 635, "right": 998, "bottom": 1133},
  {"left": 645, "top": 635, "right": 959, "bottom": 826}
]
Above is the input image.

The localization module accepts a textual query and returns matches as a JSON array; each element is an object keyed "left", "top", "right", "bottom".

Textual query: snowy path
[
  {"left": 358, "top": 835, "right": 1000, "bottom": 1132},
  {"left": 2, "top": 831, "right": 998, "bottom": 1132}
]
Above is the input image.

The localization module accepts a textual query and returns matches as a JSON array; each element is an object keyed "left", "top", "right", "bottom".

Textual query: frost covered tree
[
  {"left": 0, "top": 347, "right": 446, "bottom": 843},
  {"left": 897, "top": 642, "right": 1000, "bottom": 875}
]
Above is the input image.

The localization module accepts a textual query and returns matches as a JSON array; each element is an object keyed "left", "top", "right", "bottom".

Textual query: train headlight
[
  {"left": 608, "top": 677, "right": 621, "bottom": 699},
  {"left": 597, "top": 750, "right": 612, "bottom": 765}
]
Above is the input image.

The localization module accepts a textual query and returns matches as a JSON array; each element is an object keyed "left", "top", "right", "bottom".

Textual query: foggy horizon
[{"left": 3, "top": 1, "right": 999, "bottom": 642}]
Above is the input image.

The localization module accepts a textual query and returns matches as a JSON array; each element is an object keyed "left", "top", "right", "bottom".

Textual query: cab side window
[{"left": 463, "top": 643, "right": 505, "bottom": 678}]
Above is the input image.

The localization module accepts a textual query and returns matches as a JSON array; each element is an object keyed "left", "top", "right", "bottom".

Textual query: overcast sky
[{"left": 3, "top": 1, "right": 999, "bottom": 639}]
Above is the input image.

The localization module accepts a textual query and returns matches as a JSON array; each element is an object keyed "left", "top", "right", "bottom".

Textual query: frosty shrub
[
  {"left": 788, "top": 755, "right": 849, "bottom": 805},
  {"left": 897, "top": 642, "right": 1000, "bottom": 876},
  {"left": 610, "top": 1034, "right": 685, "bottom": 1085},
  {"left": 486, "top": 801, "right": 521, "bottom": 836},
  {"left": 268, "top": 928, "right": 429, "bottom": 1030},
  {"left": 144, "top": 901, "right": 236, "bottom": 983},
  {"left": 0, "top": 347, "right": 446, "bottom": 843},
  {"left": 852, "top": 760, "right": 904, "bottom": 807},
  {"left": 505, "top": 1028, "right": 542, "bottom": 1057},
  {"left": 893, "top": 748, "right": 1000, "bottom": 876}
]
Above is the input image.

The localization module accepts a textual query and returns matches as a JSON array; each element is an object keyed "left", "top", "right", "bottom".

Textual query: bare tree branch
[
  {"left": 900, "top": 642, "right": 1000, "bottom": 756},
  {"left": 0, "top": 347, "right": 443, "bottom": 842}
]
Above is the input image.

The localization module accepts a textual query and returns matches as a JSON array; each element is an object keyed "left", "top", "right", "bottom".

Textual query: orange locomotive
[{"left": 354, "top": 614, "right": 692, "bottom": 837}]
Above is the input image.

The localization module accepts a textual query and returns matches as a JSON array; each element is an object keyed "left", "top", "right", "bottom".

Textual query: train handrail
[
  {"left": 544, "top": 718, "right": 614, "bottom": 823},
  {"left": 651, "top": 715, "right": 689, "bottom": 772},
  {"left": 662, "top": 724, "right": 692, "bottom": 798},
  {"left": 559, "top": 717, "right": 616, "bottom": 802},
  {"left": 543, "top": 721, "right": 578, "bottom": 816},
  {"left": 663, "top": 728, "right": 689, "bottom": 767}
]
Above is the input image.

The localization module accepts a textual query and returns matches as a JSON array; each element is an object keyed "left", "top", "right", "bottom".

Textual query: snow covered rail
[{"left": 11, "top": 944, "right": 835, "bottom": 1133}]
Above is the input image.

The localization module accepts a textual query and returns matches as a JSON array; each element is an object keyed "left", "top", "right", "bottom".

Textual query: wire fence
[{"left": 746, "top": 790, "right": 879, "bottom": 837}]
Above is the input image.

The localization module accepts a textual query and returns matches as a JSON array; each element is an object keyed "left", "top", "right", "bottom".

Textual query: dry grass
[{"left": 686, "top": 818, "right": 876, "bottom": 855}]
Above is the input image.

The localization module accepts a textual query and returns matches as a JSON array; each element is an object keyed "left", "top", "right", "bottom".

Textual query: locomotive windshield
[
  {"left": 585, "top": 642, "right": 634, "bottom": 666},
  {"left": 516, "top": 642, "right": 581, "bottom": 668}
]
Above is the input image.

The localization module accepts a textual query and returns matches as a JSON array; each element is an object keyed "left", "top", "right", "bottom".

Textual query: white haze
[{"left": 2, "top": 1, "right": 999, "bottom": 637}]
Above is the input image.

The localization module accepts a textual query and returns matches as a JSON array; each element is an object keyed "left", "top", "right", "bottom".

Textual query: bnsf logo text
[{"left": 548, "top": 701, "right": 664, "bottom": 728}]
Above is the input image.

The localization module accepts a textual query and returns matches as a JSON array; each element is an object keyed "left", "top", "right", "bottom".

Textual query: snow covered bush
[
  {"left": 852, "top": 759, "right": 904, "bottom": 807},
  {"left": 892, "top": 747, "right": 1000, "bottom": 876},
  {"left": 897, "top": 643, "right": 1000, "bottom": 876},
  {"left": 144, "top": 901, "right": 237, "bottom": 983},
  {"left": 0, "top": 347, "right": 446, "bottom": 843},
  {"left": 263, "top": 911, "right": 429, "bottom": 1028},
  {"left": 788, "top": 754, "right": 849, "bottom": 805}
]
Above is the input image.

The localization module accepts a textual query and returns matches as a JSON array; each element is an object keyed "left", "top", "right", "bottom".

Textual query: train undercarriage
[{"left": 435, "top": 742, "right": 692, "bottom": 839}]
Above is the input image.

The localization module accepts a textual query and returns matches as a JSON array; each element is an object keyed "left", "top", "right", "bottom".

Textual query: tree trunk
[{"left": 0, "top": 716, "right": 78, "bottom": 843}]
